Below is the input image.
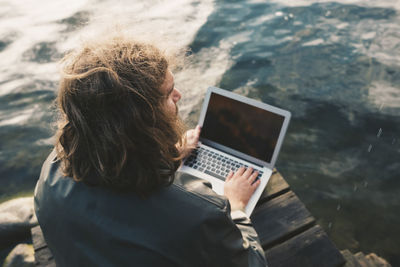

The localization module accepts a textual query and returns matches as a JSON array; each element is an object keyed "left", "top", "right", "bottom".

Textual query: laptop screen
[{"left": 201, "top": 92, "right": 285, "bottom": 163}]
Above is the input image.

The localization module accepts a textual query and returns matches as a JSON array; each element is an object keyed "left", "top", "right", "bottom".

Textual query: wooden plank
[
  {"left": 265, "top": 225, "right": 345, "bottom": 267},
  {"left": 31, "top": 225, "right": 56, "bottom": 266},
  {"left": 251, "top": 191, "right": 315, "bottom": 249},
  {"left": 31, "top": 225, "right": 48, "bottom": 251},
  {"left": 34, "top": 247, "right": 56, "bottom": 267},
  {"left": 257, "top": 170, "right": 290, "bottom": 205}
]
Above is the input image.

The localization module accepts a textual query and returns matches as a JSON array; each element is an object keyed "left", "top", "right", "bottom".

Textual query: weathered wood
[
  {"left": 31, "top": 225, "right": 48, "bottom": 251},
  {"left": 257, "top": 170, "right": 290, "bottom": 204},
  {"left": 251, "top": 191, "right": 315, "bottom": 249},
  {"left": 34, "top": 247, "right": 56, "bottom": 267},
  {"left": 261, "top": 170, "right": 290, "bottom": 200},
  {"left": 31, "top": 225, "right": 56, "bottom": 267},
  {"left": 265, "top": 225, "right": 345, "bottom": 267}
]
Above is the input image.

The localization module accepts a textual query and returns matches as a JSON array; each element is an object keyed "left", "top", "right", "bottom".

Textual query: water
[{"left": 1, "top": 0, "right": 399, "bottom": 265}]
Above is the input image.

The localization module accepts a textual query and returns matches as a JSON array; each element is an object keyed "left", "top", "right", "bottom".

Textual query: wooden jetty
[
  {"left": 31, "top": 169, "right": 385, "bottom": 267},
  {"left": 251, "top": 169, "right": 344, "bottom": 267}
]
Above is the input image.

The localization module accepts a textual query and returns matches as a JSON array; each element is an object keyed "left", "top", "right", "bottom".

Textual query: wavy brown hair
[{"left": 55, "top": 35, "right": 185, "bottom": 196}]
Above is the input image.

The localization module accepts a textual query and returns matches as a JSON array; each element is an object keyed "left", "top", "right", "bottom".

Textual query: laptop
[{"left": 180, "top": 86, "right": 291, "bottom": 216}]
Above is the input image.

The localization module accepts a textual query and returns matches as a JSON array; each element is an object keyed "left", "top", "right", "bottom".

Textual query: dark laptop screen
[{"left": 201, "top": 92, "right": 285, "bottom": 163}]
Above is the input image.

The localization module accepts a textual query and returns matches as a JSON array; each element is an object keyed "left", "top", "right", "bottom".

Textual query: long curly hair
[{"left": 55, "top": 35, "right": 185, "bottom": 196}]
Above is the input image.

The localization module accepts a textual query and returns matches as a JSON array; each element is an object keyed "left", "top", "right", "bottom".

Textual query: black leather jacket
[{"left": 34, "top": 151, "right": 267, "bottom": 266}]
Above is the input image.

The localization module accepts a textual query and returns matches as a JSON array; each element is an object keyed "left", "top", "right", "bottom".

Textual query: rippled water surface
[{"left": 1, "top": 0, "right": 399, "bottom": 265}]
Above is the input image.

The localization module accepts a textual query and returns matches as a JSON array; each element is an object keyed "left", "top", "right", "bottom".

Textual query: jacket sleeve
[
  {"left": 202, "top": 199, "right": 268, "bottom": 267},
  {"left": 174, "top": 171, "right": 267, "bottom": 266},
  {"left": 229, "top": 209, "right": 268, "bottom": 267}
]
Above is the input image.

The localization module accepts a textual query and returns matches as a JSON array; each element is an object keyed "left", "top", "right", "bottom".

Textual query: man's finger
[
  {"left": 251, "top": 178, "right": 261, "bottom": 188},
  {"left": 249, "top": 171, "right": 259, "bottom": 183},
  {"left": 226, "top": 171, "right": 233, "bottom": 181},
  {"left": 195, "top": 125, "right": 201, "bottom": 138},
  {"left": 235, "top": 167, "right": 246, "bottom": 176},
  {"left": 243, "top": 167, "right": 253, "bottom": 179}
]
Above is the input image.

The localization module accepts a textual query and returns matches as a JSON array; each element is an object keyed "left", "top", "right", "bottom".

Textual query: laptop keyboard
[{"left": 183, "top": 146, "right": 263, "bottom": 182}]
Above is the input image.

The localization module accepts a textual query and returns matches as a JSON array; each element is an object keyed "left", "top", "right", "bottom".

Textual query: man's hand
[
  {"left": 178, "top": 125, "right": 201, "bottom": 158},
  {"left": 223, "top": 167, "right": 261, "bottom": 212}
]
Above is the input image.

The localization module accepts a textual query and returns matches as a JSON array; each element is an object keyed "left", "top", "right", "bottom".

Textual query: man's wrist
[{"left": 230, "top": 201, "right": 246, "bottom": 212}]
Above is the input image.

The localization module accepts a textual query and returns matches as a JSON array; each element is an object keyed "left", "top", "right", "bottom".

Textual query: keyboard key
[{"left": 185, "top": 146, "right": 264, "bottom": 182}]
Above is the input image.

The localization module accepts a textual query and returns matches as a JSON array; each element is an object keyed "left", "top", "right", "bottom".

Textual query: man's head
[{"left": 56, "top": 35, "right": 185, "bottom": 196}]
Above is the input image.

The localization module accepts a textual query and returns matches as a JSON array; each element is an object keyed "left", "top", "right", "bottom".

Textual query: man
[{"left": 34, "top": 35, "right": 267, "bottom": 266}]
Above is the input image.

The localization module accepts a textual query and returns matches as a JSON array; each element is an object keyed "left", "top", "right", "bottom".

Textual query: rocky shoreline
[
  {"left": 0, "top": 197, "right": 394, "bottom": 267},
  {"left": 1, "top": 197, "right": 37, "bottom": 267}
]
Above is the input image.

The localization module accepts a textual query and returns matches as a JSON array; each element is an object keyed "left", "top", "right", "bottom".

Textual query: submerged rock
[
  {"left": 3, "top": 243, "right": 35, "bottom": 267},
  {"left": 341, "top": 249, "right": 392, "bottom": 267},
  {"left": 0, "top": 197, "right": 38, "bottom": 248}
]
